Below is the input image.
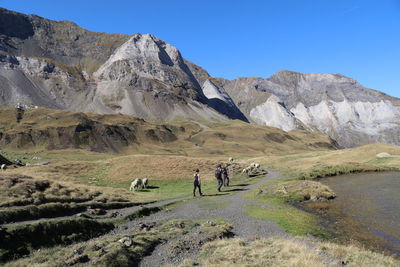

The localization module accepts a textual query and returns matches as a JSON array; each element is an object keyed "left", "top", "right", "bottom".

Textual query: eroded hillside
[{"left": 0, "top": 107, "right": 338, "bottom": 155}]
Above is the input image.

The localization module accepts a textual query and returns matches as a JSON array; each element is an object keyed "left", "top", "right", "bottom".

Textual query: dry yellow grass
[
  {"left": 4, "top": 154, "right": 236, "bottom": 182},
  {"left": 316, "top": 241, "right": 400, "bottom": 267},
  {"left": 107, "top": 154, "right": 241, "bottom": 182},
  {"left": 2, "top": 165, "right": 146, "bottom": 203},
  {"left": 179, "top": 237, "right": 399, "bottom": 267},
  {"left": 0, "top": 107, "right": 337, "bottom": 156},
  {"left": 180, "top": 237, "right": 324, "bottom": 267},
  {"left": 186, "top": 120, "right": 338, "bottom": 157},
  {"left": 251, "top": 143, "right": 400, "bottom": 176},
  {"left": 271, "top": 180, "right": 336, "bottom": 201}
]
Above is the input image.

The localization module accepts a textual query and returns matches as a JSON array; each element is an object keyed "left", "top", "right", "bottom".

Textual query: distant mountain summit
[
  {"left": 211, "top": 71, "right": 400, "bottom": 146},
  {"left": 0, "top": 8, "right": 399, "bottom": 147}
]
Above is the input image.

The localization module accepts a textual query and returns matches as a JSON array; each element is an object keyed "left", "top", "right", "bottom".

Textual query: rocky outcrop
[
  {"left": 212, "top": 71, "right": 400, "bottom": 147},
  {"left": 201, "top": 79, "right": 248, "bottom": 122}
]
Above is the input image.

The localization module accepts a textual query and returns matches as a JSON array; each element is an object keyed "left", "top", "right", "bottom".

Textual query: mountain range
[{"left": 1, "top": 7, "right": 399, "bottom": 147}]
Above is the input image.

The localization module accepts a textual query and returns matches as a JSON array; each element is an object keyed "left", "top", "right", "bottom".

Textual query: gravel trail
[{"left": 134, "top": 170, "right": 288, "bottom": 267}]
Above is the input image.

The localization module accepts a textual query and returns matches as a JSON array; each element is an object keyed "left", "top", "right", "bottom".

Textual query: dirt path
[{"left": 124, "top": 170, "right": 289, "bottom": 267}]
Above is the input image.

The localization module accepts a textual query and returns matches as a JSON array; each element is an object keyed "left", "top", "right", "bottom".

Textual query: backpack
[
  {"left": 222, "top": 167, "right": 228, "bottom": 176},
  {"left": 215, "top": 168, "right": 222, "bottom": 179}
]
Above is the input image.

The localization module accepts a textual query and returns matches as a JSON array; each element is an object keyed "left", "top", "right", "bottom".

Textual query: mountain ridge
[{"left": 0, "top": 8, "right": 399, "bottom": 147}]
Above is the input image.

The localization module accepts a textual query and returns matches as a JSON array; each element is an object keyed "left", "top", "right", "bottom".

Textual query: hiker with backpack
[
  {"left": 215, "top": 164, "right": 224, "bottom": 192},
  {"left": 193, "top": 168, "right": 203, "bottom": 197},
  {"left": 222, "top": 164, "right": 230, "bottom": 187}
]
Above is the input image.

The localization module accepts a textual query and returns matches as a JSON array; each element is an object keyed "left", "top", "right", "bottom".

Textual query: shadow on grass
[
  {"left": 203, "top": 193, "right": 229, "bottom": 197},
  {"left": 233, "top": 183, "right": 250, "bottom": 187},
  {"left": 146, "top": 186, "right": 160, "bottom": 189},
  {"left": 224, "top": 188, "right": 247, "bottom": 192},
  {"left": 135, "top": 186, "right": 160, "bottom": 192}
]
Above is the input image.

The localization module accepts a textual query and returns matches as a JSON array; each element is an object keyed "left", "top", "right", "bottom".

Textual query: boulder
[
  {"left": 118, "top": 237, "right": 133, "bottom": 247},
  {"left": 376, "top": 152, "right": 392, "bottom": 158}
]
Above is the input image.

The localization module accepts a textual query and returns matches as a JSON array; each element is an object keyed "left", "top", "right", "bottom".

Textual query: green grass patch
[
  {"left": 243, "top": 179, "right": 330, "bottom": 239},
  {"left": 74, "top": 161, "right": 112, "bottom": 187},
  {"left": 244, "top": 204, "right": 329, "bottom": 238},
  {"left": 106, "top": 174, "right": 265, "bottom": 202}
]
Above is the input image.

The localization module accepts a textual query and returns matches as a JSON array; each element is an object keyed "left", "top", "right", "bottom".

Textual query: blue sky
[{"left": 1, "top": 0, "right": 399, "bottom": 97}]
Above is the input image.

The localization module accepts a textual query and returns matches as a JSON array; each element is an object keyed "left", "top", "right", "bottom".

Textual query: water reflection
[{"left": 319, "top": 172, "right": 400, "bottom": 256}]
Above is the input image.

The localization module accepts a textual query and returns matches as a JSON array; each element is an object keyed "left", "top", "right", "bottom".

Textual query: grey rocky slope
[
  {"left": 0, "top": 8, "right": 247, "bottom": 122},
  {"left": 1, "top": 8, "right": 399, "bottom": 147},
  {"left": 209, "top": 72, "right": 400, "bottom": 147}
]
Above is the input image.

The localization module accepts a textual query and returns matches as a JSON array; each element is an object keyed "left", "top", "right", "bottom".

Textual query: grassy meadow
[{"left": 1, "top": 107, "right": 400, "bottom": 265}]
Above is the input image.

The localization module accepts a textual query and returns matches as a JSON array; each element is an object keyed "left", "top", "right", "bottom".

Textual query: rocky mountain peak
[{"left": 101, "top": 33, "right": 182, "bottom": 67}]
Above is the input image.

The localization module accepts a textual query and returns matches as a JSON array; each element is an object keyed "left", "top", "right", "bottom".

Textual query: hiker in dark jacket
[
  {"left": 222, "top": 164, "right": 230, "bottom": 187},
  {"left": 215, "top": 164, "right": 224, "bottom": 192},
  {"left": 193, "top": 169, "right": 203, "bottom": 197}
]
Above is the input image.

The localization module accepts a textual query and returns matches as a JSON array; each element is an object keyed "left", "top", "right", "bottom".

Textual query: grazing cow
[
  {"left": 228, "top": 157, "right": 234, "bottom": 163},
  {"left": 0, "top": 164, "right": 6, "bottom": 171},
  {"left": 142, "top": 178, "right": 149, "bottom": 189},
  {"left": 130, "top": 178, "right": 143, "bottom": 191}
]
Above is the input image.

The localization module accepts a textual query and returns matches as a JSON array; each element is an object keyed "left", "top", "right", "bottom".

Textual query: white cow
[
  {"left": 0, "top": 164, "right": 6, "bottom": 171},
  {"left": 228, "top": 157, "right": 234, "bottom": 163},
  {"left": 129, "top": 178, "right": 143, "bottom": 191},
  {"left": 142, "top": 178, "right": 149, "bottom": 189}
]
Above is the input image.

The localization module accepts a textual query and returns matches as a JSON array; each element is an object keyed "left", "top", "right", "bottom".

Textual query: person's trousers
[
  {"left": 223, "top": 176, "right": 230, "bottom": 186},
  {"left": 217, "top": 178, "right": 223, "bottom": 192},
  {"left": 193, "top": 181, "right": 202, "bottom": 196}
]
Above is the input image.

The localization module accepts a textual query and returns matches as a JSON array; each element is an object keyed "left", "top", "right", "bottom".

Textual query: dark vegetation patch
[
  {"left": 264, "top": 132, "right": 295, "bottom": 143},
  {"left": 123, "top": 206, "right": 163, "bottom": 221},
  {"left": 0, "top": 218, "right": 114, "bottom": 263},
  {"left": 0, "top": 201, "right": 136, "bottom": 224}
]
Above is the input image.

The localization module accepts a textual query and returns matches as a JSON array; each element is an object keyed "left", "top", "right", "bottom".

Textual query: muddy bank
[{"left": 302, "top": 171, "right": 400, "bottom": 257}]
